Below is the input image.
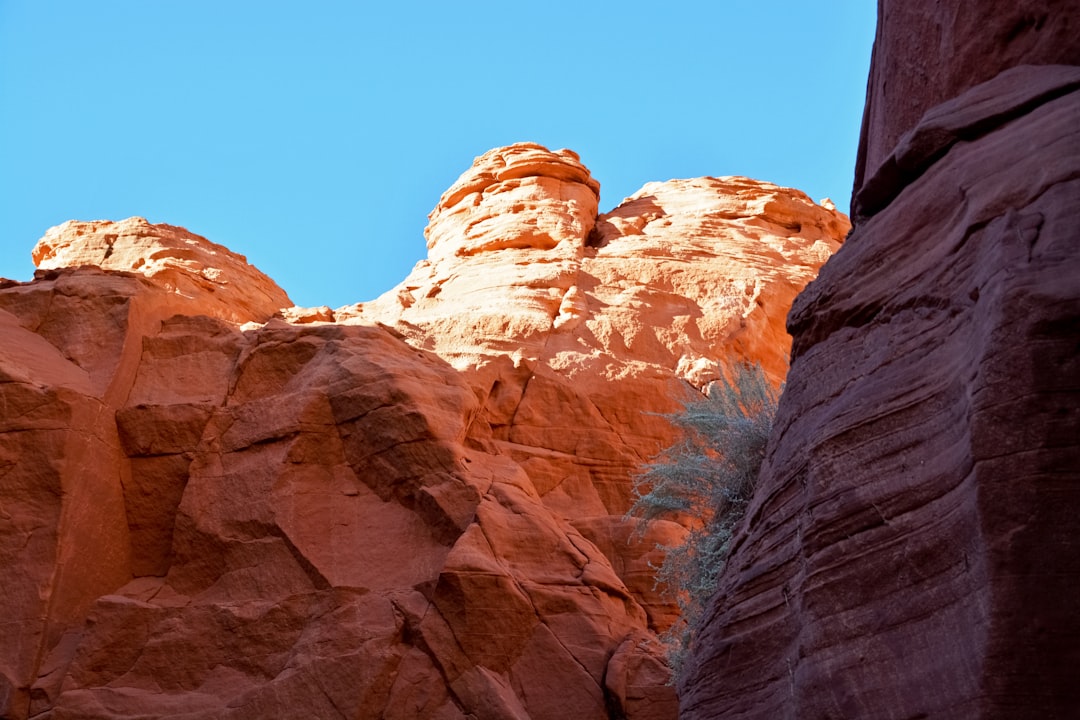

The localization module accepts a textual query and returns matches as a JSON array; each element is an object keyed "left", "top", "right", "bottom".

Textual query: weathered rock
[
  {"left": 354, "top": 144, "right": 846, "bottom": 388},
  {"left": 583, "top": 176, "right": 846, "bottom": 386},
  {"left": 681, "top": 3, "right": 1080, "bottom": 718},
  {"left": 0, "top": 144, "right": 846, "bottom": 719},
  {"left": 352, "top": 144, "right": 847, "bottom": 528},
  {"left": 853, "top": 0, "right": 1080, "bottom": 218},
  {"left": 0, "top": 305, "right": 131, "bottom": 720},
  {"left": 32, "top": 217, "right": 292, "bottom": 323}
]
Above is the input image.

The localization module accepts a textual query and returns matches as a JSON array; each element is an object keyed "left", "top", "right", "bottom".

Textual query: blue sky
[{"left": 0, "top": 2, "right": 876, "bottom": 309}]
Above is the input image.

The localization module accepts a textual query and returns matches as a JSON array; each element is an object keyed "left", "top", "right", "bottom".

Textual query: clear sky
[{"left": 0, "top": 2, "right": 876, "bottom": 309}]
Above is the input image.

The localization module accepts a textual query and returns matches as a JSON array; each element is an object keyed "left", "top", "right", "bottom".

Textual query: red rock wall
[
  {"left": 0, "top": 268, "right": 669, "bottom": 720},
  {"left": 681, "top": 2, "right": 1080, "bottom": 718},
  {"left": 0, "top": 147, "right": 847, "bottom": 719}
]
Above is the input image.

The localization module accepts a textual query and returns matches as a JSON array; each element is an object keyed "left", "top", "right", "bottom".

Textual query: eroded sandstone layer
[
  {"left": 681, "top": 2, "right": 1080, "bottom": 718},
  {"left": 0, "top": 144, "right": 847, "bottom": 720}
]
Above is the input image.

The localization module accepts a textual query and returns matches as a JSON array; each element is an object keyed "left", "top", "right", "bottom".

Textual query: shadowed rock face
[
  {"left": 681, "top": 2, "right": 1080, "bottom": 718},
  {"left": 853, "top": 0, "right": 1080, "bottom": 216},
  {"left": 0, "top": 144, "right": 846, "bottom": 719}
]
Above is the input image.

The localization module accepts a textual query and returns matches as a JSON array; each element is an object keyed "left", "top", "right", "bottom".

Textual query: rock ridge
[
  {"left": 32, "top": 216, "right": 292, "bottom": 324},
  {"left": 350, "top": 143, "right": 848, "bottom": 388}
]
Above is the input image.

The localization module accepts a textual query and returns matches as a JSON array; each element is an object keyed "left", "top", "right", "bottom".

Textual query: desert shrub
[{"left": 630, "top": 362, "right": 780, "bottom": 680}]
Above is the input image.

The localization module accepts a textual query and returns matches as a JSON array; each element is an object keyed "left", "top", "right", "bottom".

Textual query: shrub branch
[{"left": 629, "top": 362, "right": 780, "bottom": 681}]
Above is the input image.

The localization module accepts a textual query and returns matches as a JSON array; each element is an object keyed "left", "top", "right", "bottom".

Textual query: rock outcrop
[
  {"left": 32, "top": 217, "right": 292, "bottom": 324},
  {"left": 351, "top": 144, "right": 845, "bottom": 385},
  {"left": 681, "top": 1, "right": 1080, "bottom": 718},
  {"left": 0, "top": 144, "right": 847, "bottom": 719}
]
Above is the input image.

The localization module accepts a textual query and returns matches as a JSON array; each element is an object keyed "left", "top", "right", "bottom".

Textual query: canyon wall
[
  {"left": 681, "top": 1, "right": 1080, "bottom": 718},
  {"left": 0, "top": 145, "right": 847, "bottom": 719}
]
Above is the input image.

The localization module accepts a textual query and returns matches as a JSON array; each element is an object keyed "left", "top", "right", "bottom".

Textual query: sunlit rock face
[
  {"left": 680, "top": 1, "right": 1080, "bottom": 717},
  {"left": 0, "top": 142, "right": 847, "bottom": 720},
  {"left": 32, "top": 216, "right": 291, "bottom": 324},
  {"left": 355, "top": 142, "right": 847, "bottom": 385}
]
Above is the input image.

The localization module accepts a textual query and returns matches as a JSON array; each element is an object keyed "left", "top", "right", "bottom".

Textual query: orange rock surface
[
  {"left": 32, "top": 217, "right": 292, "bottom": 324},
  {"left": 0, "top": 143, "right": 847, "bottom": 719},
  {"left": 351, "top": 143, "right": 846, "bottom": 387}
]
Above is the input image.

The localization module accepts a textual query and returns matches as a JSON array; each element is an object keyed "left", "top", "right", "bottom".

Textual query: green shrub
[{"left": 630, "top": 362, "right": 780, "bottom": 680}]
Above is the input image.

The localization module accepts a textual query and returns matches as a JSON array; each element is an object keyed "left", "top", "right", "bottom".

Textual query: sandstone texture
[
  {"left": 853, "top": 0, "right": 1080, "bottom": 219},
  {"left": 351, "top": 144, "right": 846, "bottom": 386},
  {"left": 681, "top": 2, "right": 1080, "bottom": 718},
  {"left": 32, "top": 217, "right": 292, "bottom": 324},
  {"left": 0, "top": 144, "right": 846, "bottom": 719}
]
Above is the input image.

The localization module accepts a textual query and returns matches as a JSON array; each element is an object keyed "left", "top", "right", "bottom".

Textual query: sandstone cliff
[
  {"left": 681, "top": 1, "right": 1080, "bottom": 718},
  {"left": 0, "top": 144, "right": 847, "bottom": 719}
]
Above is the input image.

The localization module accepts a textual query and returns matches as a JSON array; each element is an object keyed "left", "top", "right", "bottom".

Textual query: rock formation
[
  {"left": 681, "top": 1, "right": 1080, "bottom": 718},
  {"left": 0, "top": 144, "right": 847, "bottom": 719},
  {"left": 32, "top": 217, "right": 291, "bottom": 325}
]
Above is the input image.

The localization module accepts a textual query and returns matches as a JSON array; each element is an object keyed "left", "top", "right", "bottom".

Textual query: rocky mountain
[
  {"left": 0, "top": 144, "right": 847, "bottom": 719},
  {"left": 680, "top": 1, "right": 1080, "bottom": 718}
]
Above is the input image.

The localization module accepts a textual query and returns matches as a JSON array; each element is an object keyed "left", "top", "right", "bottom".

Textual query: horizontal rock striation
[
  {"left": 681, "top": 2, "right": 1080, "bottom": 718},
  {"left": 0, "top": 144, "right": 847, "bottom": 719},
  {"left": 853, "top": 0, "right": 1080, "bottom": 220}
]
